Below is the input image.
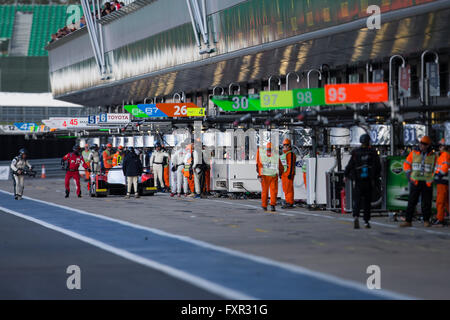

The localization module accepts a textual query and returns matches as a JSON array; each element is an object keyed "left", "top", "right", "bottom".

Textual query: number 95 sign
[{"left": 325, "top": 83, "right": 388, "bottom": 104}]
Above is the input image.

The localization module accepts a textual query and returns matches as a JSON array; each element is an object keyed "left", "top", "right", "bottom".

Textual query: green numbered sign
[
  {"left": 260, "top": 91, "right": 294, "bottom": 109},
  {"left": 211, "top": 95, "right": 260, "bottom": 112},
  {"left": 248, "top": 94, "right": 261, "bottom": 109},
  {"left": 211, "top": 89, "right": 325, "bottom": 111},
  {"left": 293, "top": 88, "right": 325, "bottom": 107},
  {"left": 124, "top": 105, "right": 149, "bottom": 118}
]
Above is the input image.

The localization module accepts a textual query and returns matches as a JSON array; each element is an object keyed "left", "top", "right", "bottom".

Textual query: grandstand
[
  {"left": 0, "top": 5, "right": 15, "bottom": 40},
  {"left": 0, "top": 3, "right": 81, "bottom": 57},
  {"left": 0, "top": 1, "right": 86, "bottom": 126}
]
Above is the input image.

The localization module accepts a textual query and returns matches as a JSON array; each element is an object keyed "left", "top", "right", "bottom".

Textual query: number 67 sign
[{"left": 325, "top": 83, "right": 388, "bottom": 104}]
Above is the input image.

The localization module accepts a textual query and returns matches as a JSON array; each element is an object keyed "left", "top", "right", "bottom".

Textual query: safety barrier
[{"left": 0, "top": 158, "right": 66, "bottom": 179}]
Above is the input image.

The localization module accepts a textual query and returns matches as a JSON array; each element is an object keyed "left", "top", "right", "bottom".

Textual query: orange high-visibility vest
[
  {"left": 112, "top": 152, "right": 123, "bottom": 167},
  {"left": 435, "top": 151, "right": 450, "bottom": 176},
  {"left": 103, "top": 150, "right": 113, "bottom": 168}
]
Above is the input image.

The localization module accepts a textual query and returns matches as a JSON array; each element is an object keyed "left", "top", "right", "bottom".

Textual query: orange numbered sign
[{"left": 325, "top": 83, "right": 388, "bottom": 104}]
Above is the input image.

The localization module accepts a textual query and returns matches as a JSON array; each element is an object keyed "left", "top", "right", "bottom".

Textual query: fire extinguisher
[{"left": 340, "top": 187, "right": 346, "bottom": 214}]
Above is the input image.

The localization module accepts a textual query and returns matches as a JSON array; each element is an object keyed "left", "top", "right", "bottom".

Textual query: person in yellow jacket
[
  {"left": 302, "top": 153, "right": 308, "bottom": 189},
  {"left": 182, "top": 143, "right": 195, "bottom": 196},
  {"left": 400, "top": 136, "right": 436, "bottom": 227},
  {"left": 434, "top": 138, "right": 450, "bottom": 227},
  {"left": 112, "top": 146, "right": 124, "bottom": 167},
  {"left": 82, "top": 144, "right": 91, "bottom": 181}
]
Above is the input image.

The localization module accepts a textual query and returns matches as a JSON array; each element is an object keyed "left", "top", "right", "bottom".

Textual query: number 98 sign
[{"left": 293, "top": 88, "right": 325, "bottom": 107}]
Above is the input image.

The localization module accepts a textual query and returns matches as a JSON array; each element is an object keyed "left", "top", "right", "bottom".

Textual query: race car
[{"left": 106, "top": 166, "right": 157, "bottom": 196}]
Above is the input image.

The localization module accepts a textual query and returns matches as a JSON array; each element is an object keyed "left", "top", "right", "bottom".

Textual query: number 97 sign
[{"left": 260, "top": 91, "right": 294, "bottom": 109}]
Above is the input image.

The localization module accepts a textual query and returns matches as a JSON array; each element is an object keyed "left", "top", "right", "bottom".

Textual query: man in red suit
[{"left": 62, "top": 146, "right": 89, "bottom": 198}]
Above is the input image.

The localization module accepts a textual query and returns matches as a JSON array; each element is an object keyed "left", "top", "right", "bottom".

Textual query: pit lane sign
[
  {"left": 88, "top": 113, "right": 130, "bottom": 124},
  {"left": 154, "top": 103, "right": 204, "bottom": 117},
  {"left": 137, "top": 104, "right": 168, "bottom": 117},
  {"left": 324, "top": 83, "right": 388, "bottom": 104},
  {"left": 212, "top": 89, "right": 325, "bottom": 111},
  {"left": 14, "top": 122, "right": 37, "bottom": 131},
  {"left": 43, "top": 117, "right": 90, "bottom": 129},
  {"left": 211, "top": 95, "right": 261, "bottom": 112},
  {"left": 124, "top": 105, "right": 148, "bottom": 118},
  {"left": 125, "top": 103, "right": 205, "bottom": 118},
  {"left": 260, "top": 91, "right": 294, "bottom": 109},
  {"left": 212, "top": 84, "right": 388, "bottom": 111},
  {"left": 260, "top": 89, "right": 325, "bottom": 109},
  {"left": 293, "top": 88, "right": 325, "bottom": 107}
]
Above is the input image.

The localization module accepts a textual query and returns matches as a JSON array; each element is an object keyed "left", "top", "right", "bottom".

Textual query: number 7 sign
[{"left": 325, "top": 83, "right": 388, "bottom": 104}]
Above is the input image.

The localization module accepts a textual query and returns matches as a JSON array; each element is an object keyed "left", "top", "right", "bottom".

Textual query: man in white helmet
[
  {"left": 10, "top": 148, "right": 34, "bottom": 200},
  {"left": 88, "top": 144, "right": 101, "bottom": 174},
  {"left": 170, "top": 143, "right": 187, "bottom": 197}
]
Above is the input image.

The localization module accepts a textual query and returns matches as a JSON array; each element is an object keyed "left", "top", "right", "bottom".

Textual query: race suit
[
  {"left": 62, "top": 152, "right": 88, "bottom": 196},
  {"left": 10, "top": 156, "right": 33, "bottom": 197}
]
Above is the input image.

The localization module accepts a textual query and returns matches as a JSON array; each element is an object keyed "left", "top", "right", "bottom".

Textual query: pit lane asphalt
[
  {"left": 0, "top": 211, "right": 222, "bottom": 299},
  {"left": 0, "top": 178, "right": 449, "bottom": 299}
]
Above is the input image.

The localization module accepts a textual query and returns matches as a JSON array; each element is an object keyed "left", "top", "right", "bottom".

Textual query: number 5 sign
[{"left": 325, "top": 83, "right": 388, "bottom": 104}]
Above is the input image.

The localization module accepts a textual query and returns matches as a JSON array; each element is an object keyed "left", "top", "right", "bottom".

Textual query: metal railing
[{"left": 0, "top": 158, "right": 66, "bottom": 179}]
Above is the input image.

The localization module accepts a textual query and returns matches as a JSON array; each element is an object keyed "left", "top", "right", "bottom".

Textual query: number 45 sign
[{"left": 62, "top": 118, "right": 79, "bottom": 127}]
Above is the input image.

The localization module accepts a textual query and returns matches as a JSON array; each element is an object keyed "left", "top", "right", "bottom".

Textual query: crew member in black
[{"left": 344, "top": 134, "right": 381, "bottom": 229}]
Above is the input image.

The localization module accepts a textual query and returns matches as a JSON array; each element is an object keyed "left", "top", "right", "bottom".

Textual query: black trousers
[
  {"left": 352, "top": 180, "right": 372, "bottom": 222},
  {"left": 197, "top": 168, "right": 205, "bottom": 194},
  {"left": 405, "top": 181, "right": 433, "bottom": 223}
]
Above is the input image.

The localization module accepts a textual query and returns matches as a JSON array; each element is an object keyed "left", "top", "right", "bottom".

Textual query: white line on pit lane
[{"left": 0, "top": 189, "right": 412, "bottom": 300}]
